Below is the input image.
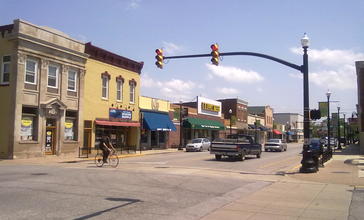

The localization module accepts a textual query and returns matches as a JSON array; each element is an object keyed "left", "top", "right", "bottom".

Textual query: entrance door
[{"left": 45, "top": 119, "right": 57, "bottom": 155}]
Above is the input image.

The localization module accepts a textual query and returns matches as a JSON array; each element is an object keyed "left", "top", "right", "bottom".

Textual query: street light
[
  {"left": 300, "top": 33, "right": 316, "bottom": 173},
  {"left": 326, "top": 90, "right": 332, "bottom": 157},
  {"left": 178, "top": 100, "right": 183, "bottom": 150},
  {"left": 229, "top": 109, "right": 233, "bottom": 135}
]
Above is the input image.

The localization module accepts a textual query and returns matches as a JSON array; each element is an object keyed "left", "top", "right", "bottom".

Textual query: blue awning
[
  {"left": 286, "top": 131, "right": 294, "bottom": 135},
  {"left": 142, "top": 111, "right": 176, "bottom": 131}
]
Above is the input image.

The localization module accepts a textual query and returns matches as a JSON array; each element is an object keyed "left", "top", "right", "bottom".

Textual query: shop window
[
  {"left": 20, "top": 106, "right": 38, "bottom": 141},
  {"left": 64, "top": 111, "right": 78, "bottom": 141},
  {"left": 68, "top": 69, "right": 77, "bottom": 92},
  {"left": 141, "top": 130, "right": 148, "bottom": 143},
  {"left": 1, "top": 55, "right": 10, "bottom": 84},
  {"left": 25, "top": 58, "right": 38, "bottom": 84}
]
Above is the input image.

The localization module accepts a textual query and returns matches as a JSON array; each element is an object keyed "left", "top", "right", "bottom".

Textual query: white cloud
[
  {"left": 162, "top": 42, "right": 184, "bottom": 55},
  {"left": 141, "top": 74, "right": 197, "bottom": 100},
  {"left": 218, "top": 87, "right": 239, "bottom": 95},
  {"left": 290, "top": 48, "right": 364, "bottom": 90},
  {"left": 206, "top": 64, "right": 264, "bottom": 83},
  {"left": 128, "top": 0, "right": 141, "bottom": 9}
]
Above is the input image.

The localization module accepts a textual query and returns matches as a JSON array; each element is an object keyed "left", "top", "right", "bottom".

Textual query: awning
[
  {"left": 142, "top": 111, "right": 176, "bottom": 131},
  {"left": 95, "top": 120, "right": 140, "bottom": 127},
  {"left": 183, "top": 117, "right": 225, "bottom": 130},
  {"left": 273, "top": 129, "right": 282, "bottom": 135},
  {"left": 286, "top": 131, "right": 294, "bottom": 135}
]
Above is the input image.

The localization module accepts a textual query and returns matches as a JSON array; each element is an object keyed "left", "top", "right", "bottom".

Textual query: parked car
[
  {"left": 186, "top": 138, "right": 211, "bottom": 152},
  {"left": 264, "top": 139, "right": 287, "bottom": 152},
  {"left": 321, "top": 137, "right": 337, "bottom": 147}
]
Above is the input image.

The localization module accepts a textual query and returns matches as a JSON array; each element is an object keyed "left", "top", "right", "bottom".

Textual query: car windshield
[
  {"left": 192, "top": 139, "right": 203, "bottom": 143},
  {"left": 268, "top": 139, "right": 280, "bottom": 143}
]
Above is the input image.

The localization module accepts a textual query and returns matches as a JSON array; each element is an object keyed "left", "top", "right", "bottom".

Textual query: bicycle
[{"left": 95, "top": 144, "right": 119, "bottom": 168}]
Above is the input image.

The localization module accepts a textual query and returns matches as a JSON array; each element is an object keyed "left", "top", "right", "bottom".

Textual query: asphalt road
[{"left": 0, "top": 143, "right": 302, "bottom": 220}]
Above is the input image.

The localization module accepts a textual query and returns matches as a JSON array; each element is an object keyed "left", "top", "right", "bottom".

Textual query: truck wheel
[
  {"left": 215, "top": 155, "right": 222, "bottom": 161},
  {"left": 238, "top": 153, "right": 245, "bottom": 161},
  {"left": 257, "top": 152, "right": 261, "bottom": 158}
]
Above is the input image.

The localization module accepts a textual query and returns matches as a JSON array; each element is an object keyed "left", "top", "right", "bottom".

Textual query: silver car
[
  {"left": 264, "top": 139, "right": 287, "bottom": 152},
  {"left": 186, "top": 138, "right": 211, "bottom": 152}
]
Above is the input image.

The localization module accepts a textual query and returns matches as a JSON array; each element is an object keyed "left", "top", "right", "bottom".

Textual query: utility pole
[{"left": 337, "top": 107, "right": 341, "bottom": 150}]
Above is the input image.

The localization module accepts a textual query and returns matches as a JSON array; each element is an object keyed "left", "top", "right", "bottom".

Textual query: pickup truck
[{"left": 210, "top": 134, "right": 262, "bottom": 161}]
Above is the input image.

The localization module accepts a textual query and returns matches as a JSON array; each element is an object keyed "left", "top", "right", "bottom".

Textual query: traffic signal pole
[{"left": 157, "top": 34, "right": 315, "bottom": 173}]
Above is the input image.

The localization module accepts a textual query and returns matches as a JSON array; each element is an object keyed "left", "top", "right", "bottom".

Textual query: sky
[{"left": 1, "top": 0, "right": 363, "bottom": 116}]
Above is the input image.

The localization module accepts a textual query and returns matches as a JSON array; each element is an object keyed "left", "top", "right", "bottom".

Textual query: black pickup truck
[{"left": 210, "top": 134, "right": 262, "bottom": 161}]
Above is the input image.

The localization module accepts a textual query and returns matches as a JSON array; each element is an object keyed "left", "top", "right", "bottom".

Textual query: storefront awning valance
[
  {"left": 183, "top": 117, "right": 225, "bottom": 130},
  {"left": 95, "top": 120, "right": 140, "bottom": 127},
  {"left": 273, "top": 129, "right": 282, "bottom": 135},
  {"left": 142, "top": 111, "right": 176, "bottom": 131}
]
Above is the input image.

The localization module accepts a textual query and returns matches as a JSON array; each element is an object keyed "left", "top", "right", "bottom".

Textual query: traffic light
[
  {"left": 210, "top": 43, "right": 219, "bottom": 66},
  {"left": 155, "top": 49, "right": 163, "bottom": 69},
  {"left": 310, "top": 109, "right": 321, "bottom": 120}
]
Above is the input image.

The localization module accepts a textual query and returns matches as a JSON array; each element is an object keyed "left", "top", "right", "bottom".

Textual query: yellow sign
[
  {"left": 201, "top": 102, "right": 220, "bottom": 112},
  {"left": 65, "top": 121, "right": 73, "bottom": 129},
  {"left": 21, "top": 118, "right": 33, "bottom": 127}
]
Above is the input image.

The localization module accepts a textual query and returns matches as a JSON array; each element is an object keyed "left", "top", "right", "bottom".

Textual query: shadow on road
[{"left": 73, "top": 197, "right": 141, "bottom": 220}]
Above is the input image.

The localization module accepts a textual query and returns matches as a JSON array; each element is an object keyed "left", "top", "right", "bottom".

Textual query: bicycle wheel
[
  {"left": 95, "top": 152, "right": 104, "bottom": 167},
  {"left": 108, "top": 152, "right": 119, "bottom": 168}
]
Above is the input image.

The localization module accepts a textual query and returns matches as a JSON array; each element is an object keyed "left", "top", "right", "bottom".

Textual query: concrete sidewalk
[
  {"left": 0, "top": 148, "right": 180, "bottom": 165},
  {"left": 202, "top": 144, "right": 364, "bottom": 220}
]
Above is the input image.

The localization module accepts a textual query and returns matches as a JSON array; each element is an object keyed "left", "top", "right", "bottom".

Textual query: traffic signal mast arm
[{"left": 163, "top": 52, "right": 303, "bottom": 72}]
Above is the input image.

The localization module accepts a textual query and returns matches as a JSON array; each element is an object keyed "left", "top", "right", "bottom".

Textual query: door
[{"left": 45, "top": 118, "right": 57, "bottom": 155}]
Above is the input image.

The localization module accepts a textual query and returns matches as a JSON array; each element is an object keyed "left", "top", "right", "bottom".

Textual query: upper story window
[
  {"left": 116, "top": 80, "right": 123, "bottom": 101},
  {"left": 47, "top": 64, "right": 59, "bottom": 88},
  {"left": 68, "top": 70, "right": 77, "bottom": 91},
  {"left": 129, "top": 80, "right": 136, "bottom": 104},
  {"left": 25, "top": 59, "right": 38, "bottom": 84},
  {"left": 102, "top": 75, "right": 109, "bottom": 99},
  {"left": 1, "top": 55, "right": 11, "bottom": 84}
]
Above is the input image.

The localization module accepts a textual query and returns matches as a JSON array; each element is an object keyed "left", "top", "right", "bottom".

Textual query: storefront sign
[
  {"left": 109, "top": 108, "right": 132, "bottom": 120},
  {"left": 21, "top": 117, "right": 33, "bottom": 127},
  {"left": 197, "top": 96, "right": 221, "bottom": 117},
  {"left": 201, "top": 102, "right": 220, "bottom": 112},
  {"left": 65, "top": 121, "right": 73, "bottom": 129},
  {"left": 151, "top": 98, "right": 159, "bottom": 110}
]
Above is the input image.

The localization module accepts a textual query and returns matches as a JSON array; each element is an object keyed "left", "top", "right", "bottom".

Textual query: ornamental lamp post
[
  {"left": 337, "top": 106, "right": 341, "bottom": 150},
  {"left": 326, "top": 90, "right": 332, "bottom": 157},
  {"left": 178, "top": 100, "right": 183, "bottom": 150},
  {"left": 229, "top": 109, "right": 233, "bottom": 135}
]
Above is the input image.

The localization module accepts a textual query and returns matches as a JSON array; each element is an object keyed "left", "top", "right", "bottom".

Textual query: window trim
[
  {"left": 101, "top": 75, "right": 109, "bottom": 99},
  {"left": 25, "top": 58, "right": 38, "bottom": 85},
  {"left": 67, "top": 69, "right": 77, "bottom": 92},
  {"left": 1, "top": 55, "right": 11, "bottom": 85},
  {"left": 47, "top": 63, "right": 59, "bottom": 89}
]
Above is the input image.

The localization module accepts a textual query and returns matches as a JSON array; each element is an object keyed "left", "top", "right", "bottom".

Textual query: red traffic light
[
  {"left": 210, "top": 44, "right": 219, "bottom": 51},
  {"left": 155, "top": 49, "right": 163, "bottom": 55}
]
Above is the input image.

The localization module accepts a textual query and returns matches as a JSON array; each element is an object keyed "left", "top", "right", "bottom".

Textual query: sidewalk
[
  {"left": 0, "top": 148, "right": 180, "bottom": 165},
  {"left": 202, "top": 144, "right": 364, "bottom": 220}
]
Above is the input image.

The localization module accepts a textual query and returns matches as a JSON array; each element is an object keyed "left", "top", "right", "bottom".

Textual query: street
[{"left": 0, "top": 143, "right": 302, "bottom": 220}]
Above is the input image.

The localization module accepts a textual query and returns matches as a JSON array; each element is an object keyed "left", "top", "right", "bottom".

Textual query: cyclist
[{"left": 100, "top": 136, "right": 112, "bottom": 163}]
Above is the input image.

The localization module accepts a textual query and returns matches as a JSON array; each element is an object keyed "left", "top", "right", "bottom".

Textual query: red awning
[
  {"left": 273, "top": 129, "right": 282, "bottom": 135},
  {"left": 95, "top": 120, "right": 140, "bottom": 127}
]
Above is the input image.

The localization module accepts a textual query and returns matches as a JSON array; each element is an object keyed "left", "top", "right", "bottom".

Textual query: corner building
[
  {"left": 0, "top": 19, "right": 88, "bottom": 158},
  {"left": 83, "top": 43, "right": 143, "bottom": 153}
]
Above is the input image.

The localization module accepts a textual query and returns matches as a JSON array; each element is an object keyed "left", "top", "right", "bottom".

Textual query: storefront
[
  {"left": 183, "top": 117, "right": 225, "bottom": 142},
  {"left": 140, "top": 110, "right": 176, "bottom": 149}
]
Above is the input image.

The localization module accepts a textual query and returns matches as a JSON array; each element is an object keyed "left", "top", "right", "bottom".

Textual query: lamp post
[
  {"left": 299, "top": 33, "right": 317, "bottom": 173},
  {"left": 229, "top": 109, "right": 233, "bottom": 135},
  {"left": 337, "top": 106, "right": 341, "bottom": 150},
  {"left": 343, "top": 113, "right": 346, "bottom": 146},
  {"left": 326, "top": 90, "right": 332, "bottom": 157}
]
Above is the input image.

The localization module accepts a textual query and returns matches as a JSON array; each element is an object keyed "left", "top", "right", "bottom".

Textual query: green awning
[{"left": 183, "top": 117, "right": 225, "bottom": 130}]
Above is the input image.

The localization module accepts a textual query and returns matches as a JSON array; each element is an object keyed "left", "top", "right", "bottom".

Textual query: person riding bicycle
[{"left": 100, "top": 136, "right": 112, "bottom": 163}]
